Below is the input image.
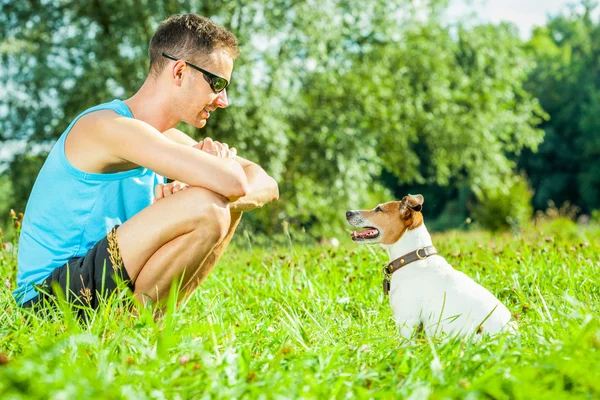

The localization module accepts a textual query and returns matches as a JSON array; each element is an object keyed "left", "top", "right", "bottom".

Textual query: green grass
[{"left": 1, "top": 218, "right": 599, "bottom": 399}]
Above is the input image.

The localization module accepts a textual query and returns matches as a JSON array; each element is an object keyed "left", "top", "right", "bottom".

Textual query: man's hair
[{"left": 148, "top": 14, "right": 239, "bottom": 77}]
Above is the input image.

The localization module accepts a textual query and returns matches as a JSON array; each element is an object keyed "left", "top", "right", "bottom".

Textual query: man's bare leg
[
  {"left": 179, "top": 210, "right": 243, "bottom": 298},
  {"left": 115, "top": 187, "right": 232, "bottom": 306}
]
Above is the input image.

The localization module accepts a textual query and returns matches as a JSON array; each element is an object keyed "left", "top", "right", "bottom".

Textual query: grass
[{"left": 1, "top": 217, "right": 599, "bottom": 399}]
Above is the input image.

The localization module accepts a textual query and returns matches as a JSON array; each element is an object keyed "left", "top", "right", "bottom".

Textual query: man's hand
[
  {"left": 193, "top": 137, "right": 278, "bottom": 211},
  {"left": 193, "top": 137, "right": 237, "bottom": 159},
  {"left": 154, "top": 181, "right": 189, "bottom": 202},
  {"left": 154, "top": 137, "right": 240, "bottom": 202},
  {"left": 228, "top": 159, "right": 279, "bottom": 212}
]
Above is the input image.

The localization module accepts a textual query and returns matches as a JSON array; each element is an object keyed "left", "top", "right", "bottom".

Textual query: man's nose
[{"left": 214, "top": 89, "right": 228, "bottom": 108}]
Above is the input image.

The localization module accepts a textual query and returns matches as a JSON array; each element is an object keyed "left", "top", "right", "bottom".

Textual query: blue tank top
[{"left": 14, "top": 99, "right": 165, "bottom": 305}]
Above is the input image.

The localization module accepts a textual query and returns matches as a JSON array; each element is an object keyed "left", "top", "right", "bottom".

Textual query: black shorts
[{"left": 22, "top": 226, "right": 133, "bottom": 311}]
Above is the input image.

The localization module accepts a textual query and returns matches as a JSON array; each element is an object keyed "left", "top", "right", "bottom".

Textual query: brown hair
[{"left": 148, "top": 14, "right": 239, "bottom": 77}]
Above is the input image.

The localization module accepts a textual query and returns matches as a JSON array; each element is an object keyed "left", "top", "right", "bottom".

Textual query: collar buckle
[{"left": 381, "top": 245, "right": 437, "bottom": 295}]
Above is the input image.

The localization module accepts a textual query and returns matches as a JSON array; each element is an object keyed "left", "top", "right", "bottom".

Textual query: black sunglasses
[{"left": 162, "top": 52, "right": 229, "bottom": 94}]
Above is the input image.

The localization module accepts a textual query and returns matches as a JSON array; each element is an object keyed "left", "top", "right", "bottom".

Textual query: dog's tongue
[{"left": 351, "top": 228, "right": 378, "bottom": 238}]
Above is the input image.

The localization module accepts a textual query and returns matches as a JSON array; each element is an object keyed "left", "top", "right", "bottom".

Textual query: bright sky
[{"left": 448, "top": 0, "right": 581, "bottom": 39}]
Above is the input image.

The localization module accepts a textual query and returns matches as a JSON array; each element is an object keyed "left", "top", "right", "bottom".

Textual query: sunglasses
[{"left": 162, "top": 52, "right": 229, "bottom": 94}]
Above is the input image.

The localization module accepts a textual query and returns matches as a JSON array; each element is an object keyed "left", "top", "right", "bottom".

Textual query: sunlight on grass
[{"left": 1, "top": 220, "right": 599, "bottom": 398}]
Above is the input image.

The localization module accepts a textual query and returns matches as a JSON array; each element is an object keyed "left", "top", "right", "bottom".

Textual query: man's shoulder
[
  {"left": 66, "top": 108, "right": 143, "bottom": 171},
  {"left": 74, "top": 109, "right": 158, "bottom": 145},
  {"left": 77, "top": 108, "right": 125, "bottom": 130}
]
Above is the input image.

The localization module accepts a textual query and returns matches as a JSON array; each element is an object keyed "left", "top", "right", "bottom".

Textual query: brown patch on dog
[{"left": 358, "top": 194, "right": 425, "bottom": 244}]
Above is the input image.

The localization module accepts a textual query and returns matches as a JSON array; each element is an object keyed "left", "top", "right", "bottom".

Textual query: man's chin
[{"left": 192, "top": 119, "right": 207, "bottom": 129}]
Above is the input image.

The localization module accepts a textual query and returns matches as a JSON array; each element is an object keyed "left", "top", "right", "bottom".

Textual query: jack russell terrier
[{"left": 346, "top": 194, "right": 515, "bottom": 338}]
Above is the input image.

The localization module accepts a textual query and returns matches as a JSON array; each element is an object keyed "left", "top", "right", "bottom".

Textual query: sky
[{"left": 447, "top": 0, "right": 582, "bottom": 39}]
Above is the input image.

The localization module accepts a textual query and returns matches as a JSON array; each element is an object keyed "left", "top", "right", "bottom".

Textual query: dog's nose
[{"left": 346, "top": 211, "right": 353, "bottom": 218}]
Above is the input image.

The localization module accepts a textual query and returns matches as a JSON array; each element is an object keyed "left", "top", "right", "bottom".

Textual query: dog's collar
[{"left": 382, "top": 246, "right": 437, "bottom": 295}]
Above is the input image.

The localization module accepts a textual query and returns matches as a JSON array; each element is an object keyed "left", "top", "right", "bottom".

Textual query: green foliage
[
  {"left": 2, "top": 223, "right": 600, "bottom": 397},
  {"left": 0, "top": 174, "right": 14, "bottom": 233},
  {"left": 0, "top": 0, "right": 545, "bottom": 235},
  {"left": 520, "top": 1, "right": 600, "bottom": 214},
  {"left": 539, "top": 217, "right": 582, "bottom": 242},
  {"left": 471, "top": 173, "right": 534, "bottom": 231},
  {"left": 5, "top": 153, "right": 46, "bottom": 214},
  {"left": 402, "top": 182, "right": 473, "bottom": 231}
]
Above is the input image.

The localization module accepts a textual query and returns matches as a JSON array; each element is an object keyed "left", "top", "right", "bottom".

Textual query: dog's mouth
[{"left": 350, "top": 227, "right": 380, "bottom": 241}]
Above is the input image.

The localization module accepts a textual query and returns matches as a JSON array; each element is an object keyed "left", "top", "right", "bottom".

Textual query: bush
[
  {"left": 0, "top": 174, "right": 15, "bottom": 236},
  {"left": 471, "top": 173, "right": 533, "bottom": 231},
  {"left": 591, "top": 209, "right": 600, "bottom": 224}
]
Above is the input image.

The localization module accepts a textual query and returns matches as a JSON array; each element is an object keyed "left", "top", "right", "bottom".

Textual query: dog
[{"left": 346, "top": 194, "right": 515, "bottom": 338}]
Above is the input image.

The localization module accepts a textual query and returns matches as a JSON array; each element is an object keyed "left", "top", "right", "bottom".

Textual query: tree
[
  {"left": 521, "top": 0, "right": 600, "bottom": 214},
  {"left": 1, "top": 0, "right": 546, "bottom": 235}
]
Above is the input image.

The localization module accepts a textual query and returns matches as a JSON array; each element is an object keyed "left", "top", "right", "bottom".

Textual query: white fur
[{"left": 381, "top": 224, "right": 514, "bottom": 339}]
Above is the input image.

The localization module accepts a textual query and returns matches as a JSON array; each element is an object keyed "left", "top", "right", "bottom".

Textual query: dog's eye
[{"left": 375, "top": 206, "right": 382, "bottom": 212}]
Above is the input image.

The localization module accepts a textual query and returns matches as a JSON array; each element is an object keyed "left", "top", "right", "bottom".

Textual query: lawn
[{"left": 1, "top": 218, "right": 599, "bottom": 399}]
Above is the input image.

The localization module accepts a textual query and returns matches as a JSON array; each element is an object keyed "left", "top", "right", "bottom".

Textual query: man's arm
[
  {"left": 229, "top": 157, "right": 279, "bottom": 212},
  {"left": 159, "top": 128, "right": 278, "bottom": 210},
  {"left": 96, "top": 113, "right": 247, "bottom": 201},
  {"left": 162, "top": 128, "right": 198, "bottom": 146}
]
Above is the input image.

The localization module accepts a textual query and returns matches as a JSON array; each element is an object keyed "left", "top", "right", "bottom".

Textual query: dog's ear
[{"left": 402, "top": 194, "right": 424, "bottom": 212}]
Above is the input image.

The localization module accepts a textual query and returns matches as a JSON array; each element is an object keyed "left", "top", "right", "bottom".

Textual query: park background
[
  {"left": 1, "top": 1, "right": 600, "bottom": 398},
  {"left": 1, "top": 0, "right": 599, "bottom": 241}
]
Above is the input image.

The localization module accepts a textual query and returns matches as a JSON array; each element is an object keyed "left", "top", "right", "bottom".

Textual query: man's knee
[
  {"left": 184, "top": 187, "right": 231, "bottom": 239},
  {"left": 207, "top": 202, "right": 231, "bottom": 240}
]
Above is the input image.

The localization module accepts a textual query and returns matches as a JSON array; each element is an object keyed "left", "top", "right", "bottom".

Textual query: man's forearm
[
  {"left": 162, "top": 129, "right": 278, "bottom": 209},
  {"left": 163, "top": 128, "right": 198, "bottom": 146},
  {"left": 229, "top": 164, "right": 279, "bottom": 212}
]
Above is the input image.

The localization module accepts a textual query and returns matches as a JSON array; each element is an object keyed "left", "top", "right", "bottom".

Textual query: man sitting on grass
[{"left": 13, "top": 14, "right": 279, "bottom": 313}]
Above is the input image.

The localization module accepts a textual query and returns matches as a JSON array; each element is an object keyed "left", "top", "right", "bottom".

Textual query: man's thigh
[{"left": 116, "top": 187, "right": 229, "bottom": 282}]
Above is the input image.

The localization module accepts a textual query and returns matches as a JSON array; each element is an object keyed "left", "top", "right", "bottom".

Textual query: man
[{"left": 14, "top": 14, "right": 279, "bottom": 311}]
